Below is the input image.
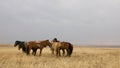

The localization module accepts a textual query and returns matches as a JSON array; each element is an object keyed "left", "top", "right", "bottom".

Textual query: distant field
[
  {"left": 0, "top": 45, "right": 120, "bottom": 68},
  {"left": 0, "top": 44, "right": 12, "bottom": 47}
]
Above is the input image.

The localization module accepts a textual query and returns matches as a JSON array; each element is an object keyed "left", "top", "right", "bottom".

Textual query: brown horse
[
  {"left": 51, "top": 38, "right": 65, "bottom": 56},
  {"left": 60, "top": 41, "right": 73, "bottom": 57},
  {"left": 25, "top": 40, "right": 52, "bottom": 56},
  {"left": 51, "top": 38, "right": 73, "bottom": 57}
]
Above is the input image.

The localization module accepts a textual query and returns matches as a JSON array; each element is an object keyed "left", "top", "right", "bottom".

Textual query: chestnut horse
[{"left": 26, "top": 40, "right": 52, "bottom": 56}]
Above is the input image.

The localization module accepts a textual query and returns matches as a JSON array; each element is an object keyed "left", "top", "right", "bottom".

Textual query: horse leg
[
  {"left": 39, "top": 48, "right": 43, "bottom": 56},
  {"left": 67, "top": 49, "right": 71, "bottom": 57},
  {"left": 18, "top": 46, "right": 21, "bottom": 50},
  {"left": 58, "top": 49, "right": 61, "bottom": 56},
  {"left": 26, "top": 48, "right": 29, "bottom": 55},
  {"left": 26, "top": 47, "right": 29, "bottom": 55},
  {"left": 55, "top": 49, "right": 58, "bottom": 56},
  {"left": 26, "top": 47, "right": 30, "bottom": 55},
  {"left": 34, "top": 49, "right": 37, "bottom": 56},
  {"left": 32, "top": 49, "right": 34, "bottom": 55},
  {"left": 62, "top": 49, "right": 65, "bottom": 56},
  {"left": 66, "top": 49, "right": 69, "bottom": 57},
  {"left": 22, "top": 47, "right": 26, "bottom": 53},
  {"left": 52, "top": 49, "right": 54, "bottom": 55},
  {"left": 32, "top": 48, "right": 36, "bottom": 56}
]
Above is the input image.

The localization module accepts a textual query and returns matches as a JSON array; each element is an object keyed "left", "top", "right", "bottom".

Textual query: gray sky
[{"left": 0, "top": 0, "right": 120, "bottom": 45}]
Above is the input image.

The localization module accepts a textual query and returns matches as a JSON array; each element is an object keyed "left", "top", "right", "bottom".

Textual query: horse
[
  {"left": 51, "top": 38, "right": 65, "bottom": 56},
  {"left": 51, "top": 38, "right": 73, "bottom": 57},
  {"left": 14, "top": 40, "right": 37, "bottom": 55},
  {"left": 60, "top": 41, "right": 73, "bottom": 57},
  {"left": 14, "top": 40, "right": 26, "bottom": 53},
  {"left": 26, "top": 40, "right": 52, "bottom": 56}
]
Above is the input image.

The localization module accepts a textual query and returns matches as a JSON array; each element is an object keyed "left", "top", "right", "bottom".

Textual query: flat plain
[{"left": 0, "top": 45, "right": 120, "bottom": 68}]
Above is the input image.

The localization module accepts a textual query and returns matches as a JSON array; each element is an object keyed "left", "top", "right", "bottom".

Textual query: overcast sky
[{"left": 0, "top": 0, "right": 120, "bottom": 45}]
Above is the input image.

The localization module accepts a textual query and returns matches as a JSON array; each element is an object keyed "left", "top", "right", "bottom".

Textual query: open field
[{"left": 0, "top": 45, "right": 120, "bottom": 68}]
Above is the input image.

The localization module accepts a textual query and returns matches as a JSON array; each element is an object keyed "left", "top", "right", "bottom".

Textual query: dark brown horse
[
  {"left": 60, "top": 41, "right": 73, "bottom": 57},
  {"left": 26, "top": 40, "right": 52, "bottom": 56},
  {"left": 51, "top": 38, "right": 73, "bottom": 57}
]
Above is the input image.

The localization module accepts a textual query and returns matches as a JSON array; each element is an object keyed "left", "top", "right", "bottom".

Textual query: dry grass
[{"left": 0, "top": 45, "right": 120, "bottom": 68}]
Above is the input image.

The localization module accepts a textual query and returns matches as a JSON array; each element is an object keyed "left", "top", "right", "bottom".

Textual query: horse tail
[{"left": 68, "top": 43, "right": 73, "bottom": 56}]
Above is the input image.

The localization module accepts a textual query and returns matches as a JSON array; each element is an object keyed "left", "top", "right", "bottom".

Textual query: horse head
[
  {"left": 14, "top": 41, "right": 19, "bottom": 47},
  {"left": 52, "top": 38, "right": 60, "bottom": 43}
]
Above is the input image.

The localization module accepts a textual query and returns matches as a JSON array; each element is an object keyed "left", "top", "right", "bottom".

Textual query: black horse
[
  {"left": 14, "top": 40, "right": 27, "bottom": 53},
  {"left": 14, "top": 40, "right": 37, "bottom": 55}
]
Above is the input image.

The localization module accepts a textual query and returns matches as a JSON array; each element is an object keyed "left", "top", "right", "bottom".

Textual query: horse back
[
  {"left": 26, "top": 41, "right": 39, "bottom": 48},
  {"left": 60, "top": 42, "right": 70, "bottom": 49},
  {"left": 52, "top": 42, "right": 61, "bottom": 49}
]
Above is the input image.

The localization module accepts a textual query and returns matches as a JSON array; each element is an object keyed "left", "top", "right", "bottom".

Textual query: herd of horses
[{"left": 14, "top": 38, "right": 73, "bottom": 57}]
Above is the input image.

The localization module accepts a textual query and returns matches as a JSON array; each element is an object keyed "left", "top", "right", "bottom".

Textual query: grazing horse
[
  {"left": 26, "top": 40, "right": 52, "bottom": 56},
  {"left": 14, "top": 40, "right": 37, "bottom": 55},
  {"left": 51, "top": 38, "right": 73, "bottom": 57},
  {"left": 14, "top": 41, "right": 26, "bottom": 53}
]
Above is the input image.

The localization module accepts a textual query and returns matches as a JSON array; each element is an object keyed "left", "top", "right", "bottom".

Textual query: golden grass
[{"left": 0, "top": 46, "right": 120, "bottom": 68}]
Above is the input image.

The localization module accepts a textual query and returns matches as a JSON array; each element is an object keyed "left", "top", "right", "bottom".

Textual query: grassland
[{"left": 0, "top": 45, "right": 120, "bottom": 68}]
